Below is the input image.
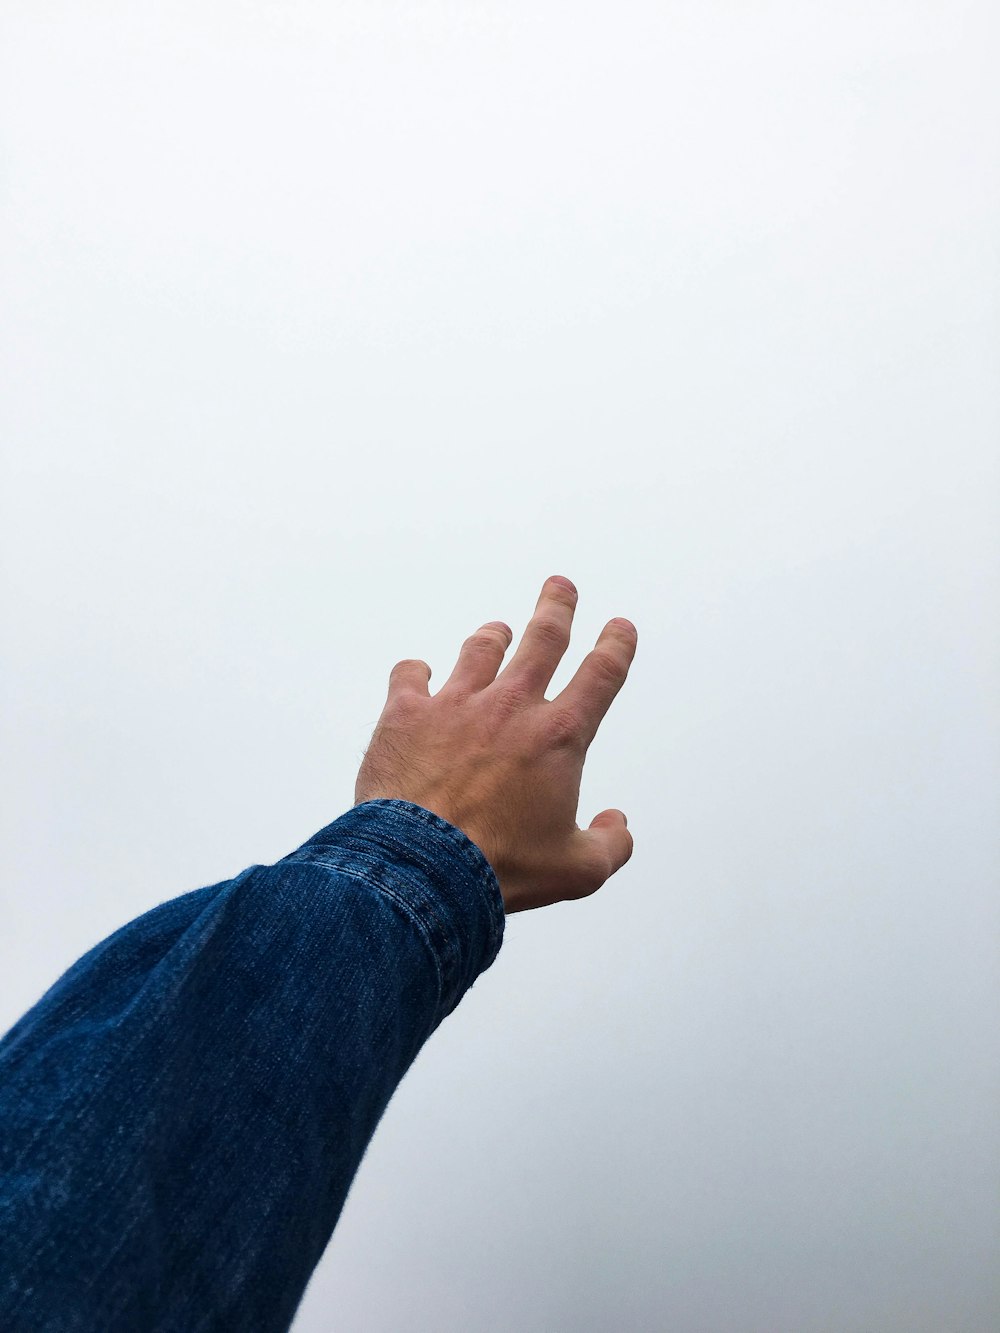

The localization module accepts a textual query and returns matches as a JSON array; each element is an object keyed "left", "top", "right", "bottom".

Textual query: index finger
[{"left": 551, "top": 618, "right": 637, "bottom": 747}]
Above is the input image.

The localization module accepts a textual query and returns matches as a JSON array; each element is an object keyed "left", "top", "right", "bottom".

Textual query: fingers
[
  {"left": 389, "top": 578, "right": 635, "bottom": 729},
  {"left": 496, "top": 575, "right": 579, "bottom": 698},
  {"left": 439, "top": 621, "right": 514, "bottom": 694},
  {"left": 387, "top": 658, "right": 433, "bottom": 700},
  {"left": 552, "top": 617, "right": 637, "bottom": 748}
]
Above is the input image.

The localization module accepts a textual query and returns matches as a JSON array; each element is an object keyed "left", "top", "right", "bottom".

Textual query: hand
[{"left": 354, "top": 575, "right": 637, "bottom": 913}]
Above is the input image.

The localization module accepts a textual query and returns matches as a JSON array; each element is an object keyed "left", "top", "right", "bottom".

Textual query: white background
[{"left": 2, "top": 2, "right": 998, "bottom": 1329}]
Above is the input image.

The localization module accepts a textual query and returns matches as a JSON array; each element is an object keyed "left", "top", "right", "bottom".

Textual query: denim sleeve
[{"left": 0, "top": 799, "right": 505, "bottom": 1333}]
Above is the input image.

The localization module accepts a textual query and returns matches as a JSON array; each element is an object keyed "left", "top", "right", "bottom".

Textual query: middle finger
[{"left": 495, "top": 575, "right": 578, "bottom": 699}]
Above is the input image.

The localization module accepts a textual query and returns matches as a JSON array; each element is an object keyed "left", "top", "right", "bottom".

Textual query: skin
[{"left": 354, "top": 575, "right": 637, "bottom": 913}]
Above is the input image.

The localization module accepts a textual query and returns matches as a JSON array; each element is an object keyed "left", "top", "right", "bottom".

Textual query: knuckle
[
  {"left": 489, "top": 680, "right": 528, "bottom": 722},
  {"left": 533, "top": 617, "right": 569, "bottom": 650},
  {"left": 546, "top": 704, "right": 582, "bottom": 747},
  {"left": 467, "top": 629, "right": 503, "bottom": 652},
  {"left": 380, "top": 695, "right": 413, "bottom": 726},
  {"left": 590, "top": 649, "right": 623, "bottom": 684}
]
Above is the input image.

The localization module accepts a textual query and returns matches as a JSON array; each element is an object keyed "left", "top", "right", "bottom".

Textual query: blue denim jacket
[{"left": 0, "top": 799, "right": 506, "bottom": 1332}]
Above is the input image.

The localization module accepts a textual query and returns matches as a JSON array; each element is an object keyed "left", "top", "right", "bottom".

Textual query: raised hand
[{"left": 354, "top": 576, "right": 637, "bottom": 913}]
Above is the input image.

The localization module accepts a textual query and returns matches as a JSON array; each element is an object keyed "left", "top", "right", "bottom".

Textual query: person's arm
[
  {"left": 0, "top": 800, "right": 504, "bottom": 1332},
  {"left": 0, "top": 574, "right": 637, "bottom": 1332}
]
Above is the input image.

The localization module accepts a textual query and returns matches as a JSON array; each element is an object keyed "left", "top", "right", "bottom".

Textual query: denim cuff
[{"left": 278, "top": 799, "right": 506, "bottom": 1017}]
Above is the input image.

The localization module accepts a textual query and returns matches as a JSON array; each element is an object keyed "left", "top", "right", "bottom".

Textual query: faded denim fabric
[{"left": 0, "top": 799, "right": 505, "bottom": 1332}]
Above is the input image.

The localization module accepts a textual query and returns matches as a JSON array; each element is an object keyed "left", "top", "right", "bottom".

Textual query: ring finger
[{"left": 439, "top": 621, "right": 514, "bottom": 695}]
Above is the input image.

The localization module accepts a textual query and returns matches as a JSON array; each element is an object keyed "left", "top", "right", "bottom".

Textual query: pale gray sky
[{"left": 2, "top": 2, "right": 998, "bottom": 1330}]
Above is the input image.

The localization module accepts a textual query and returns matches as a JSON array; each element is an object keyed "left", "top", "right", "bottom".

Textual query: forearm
[{"left": 0, "top": 800, "right": 504, "bottom": 1333}]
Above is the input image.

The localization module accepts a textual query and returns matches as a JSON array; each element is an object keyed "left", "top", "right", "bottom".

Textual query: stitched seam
[
  {"left": 288, "top": 841, "right": 464, "bottom": 962},
  {"left": 287, "top": 857, "right": 446, "bottom": 1012}
]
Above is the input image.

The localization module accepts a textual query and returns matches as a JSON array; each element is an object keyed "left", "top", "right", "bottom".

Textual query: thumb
[{"left": 584, "top": 808, "right": 634, "bottom": 881}]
